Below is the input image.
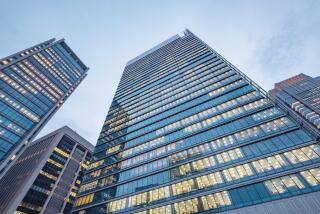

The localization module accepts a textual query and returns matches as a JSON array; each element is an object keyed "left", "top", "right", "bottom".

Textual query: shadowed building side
[
  {"left": 0, "top": 126, "right": 94, "bottom": 214},
  {"left": 269, "top": 73, "right": 320, "bottom": 138}
]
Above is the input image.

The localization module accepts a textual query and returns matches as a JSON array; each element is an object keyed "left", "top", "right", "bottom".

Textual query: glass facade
[
  {"left": 0, "top": 39, "right": 88, "bottom": 175},
  {"left": 72, "top": 30, "right": 320, "bottom": 214},
  {"left": 269, "top": 73, "right": 320, "bottom": 137}
]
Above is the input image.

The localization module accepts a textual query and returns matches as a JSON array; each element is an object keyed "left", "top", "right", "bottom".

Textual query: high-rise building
[
  {"left": 269, "top": 73, "right": 320, "bottom": 137},
  {"left": 72, "top": 30, "right": 320, "bottom": 214},
  {"left": 0, "top": 126, "right": 94, "bottom": 214},
  {"left": 0, "top": 39, "right": 88, "bottom": 175}
]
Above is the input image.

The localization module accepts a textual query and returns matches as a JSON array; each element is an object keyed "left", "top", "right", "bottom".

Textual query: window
[
  {"left": 264, "top": 175, "right": 305, "bottom": 195},
  {"left": 191, "top": 156, "right": 215, "bottom": 171},
  {"left": 252, "top": 155, "right": 287, "bottom": 173},
  {"left": 223, "top": 164, "right": 253, "bottom": 182},
  {"left": 106, "top": 144, "right": 121, "bottom": 154},
  {"left": 196, "top": 171, "right": 223, "bottom": 189},
  {"left": 174, "top": 198, "right": 199, "bottom": 214},
  {"left": 300, "top": 167, "right": 320, "bottom": 186},
  {"left": 98, "top": 175, "right": 115, "bottom": 188},
  {"left": 79, "top": 181, "right": 98, "bottom": 193},
  {"left": 216, "top": 148, "right": 243, "bottom": 164},
  {"left": 88, "top": 160, "right": 104, "bottom": 170},
  {"left": 201, "top": 191, "right": 231, "bottom": 210},
  {"left": 75, "top": 193, "right": 94, "bottom": 206},
  {"left": 171, "top": 163, "right": 191, "bottom": 178},
  {"left": 172, "top": 179, "right": 195, "bottom": 196},
  {"left": 284, "top": 145, "right": 320, "bottom": 164},
  {"left": 135, "top": 205, "right": 172, "bottom": 214}
]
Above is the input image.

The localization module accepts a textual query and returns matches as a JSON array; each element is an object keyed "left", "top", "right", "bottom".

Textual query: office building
[
  {"left": 73, "top": 30, "right": 320, "bottom": 214},
  {"left": 0, "top": 126, "right": 94, "bottom": 214},
  {"left": 269, "top": 73, "right": 320, "bottom": 137},
  {"left": 0, "top": 39, "right": 88, "bottom": 175}
]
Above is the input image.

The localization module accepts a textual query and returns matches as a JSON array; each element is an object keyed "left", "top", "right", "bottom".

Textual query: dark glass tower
[
  {"left": 0, "top": 126, "right": 94, "bottom": 214},
  {"left": 0, "top": 39, "right": 88, "bottom": 175},
  {"left": 269, "top": 73, "right": 320, "bottom": 137},
  {"left": 73, "top": 30, "right": 320, "bottom": 214}
]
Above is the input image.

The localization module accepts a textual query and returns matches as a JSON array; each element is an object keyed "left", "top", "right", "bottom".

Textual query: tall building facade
[
  {"left": 0, "top": 126, "right": 94, "bottom": 214},
  {"left": 0, "top": 39, "right": 88, "bottom": 175},
  {"left": 269, "top": 73, "right": 320, "bottom": 137},
  {"left": 73, "top": 30, "right": 320, "bottom": 214}
]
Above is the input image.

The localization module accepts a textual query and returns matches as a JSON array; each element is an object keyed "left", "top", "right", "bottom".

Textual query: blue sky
[{"left": 1, "top": 0, "right": 319, "bottom": 145}]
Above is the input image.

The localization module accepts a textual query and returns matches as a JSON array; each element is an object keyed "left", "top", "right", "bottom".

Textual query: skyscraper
[
  {"left": 269, "top": 73, "right": 320, "bottom": 137},
  {"left": 0, "top": 126, "right": 94, "bottom": 214},
  {"left": 73, "top": 30, "right": 320, "bottom": 214},
  {"left": 0, "top": 39, "right": 88, "bottom": 175}
]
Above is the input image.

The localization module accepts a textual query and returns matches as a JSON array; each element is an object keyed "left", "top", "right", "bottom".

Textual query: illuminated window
[
  {"left": 75, "top": 193, "right": 94, "bottom": 206},
  {"left": 252, "top": 108, "right": 280, "bottom": 121},
  {"left": 223, "top": 163, "right": 253, "bottom": 182},
  {"left": 0, "top": 88, "right": 39, "bottom": 122},
  {"left": 79, "top": 181, "right": 98, "bottom": 192},
  {"left": 89, "top": 169, "right": 101, "bottom": 178},
  {"left": 252, "top": 154, "right": 287, "bottom": 173},
  {"left": 172, "top": 179, "right": 195, "bottom": 196},
  {"left": 149, "top": 186, "right": 170, "bottom": 203},
  {"left": 284, "top": 145, "right": 320, "bottom": 164},
  {"left": 174, "top": 198, "right": 199, "bottom": 214},
  {"left": 300, "top": 167, "right": 320, "bottom": 186},
  {"left": 54, "top": 147, "right": 69, "bottom": 158},
  {"left": 135, "top": 205, "right": 172, "bottom": 214},
  {"left": 216, "top": 148, "right": 243, "bottom": 164},
  {"left": 106, "top": 144, "right": 121, "bottom": 154},
  {"left": 88, "top": 160, "right": 104, "bottom": 170},
  {"left": 2, "top": 60, "right": 9, "bottom": 65},
  {"left": 47, "top": 158, "right": 64, "bottom": 168},
  {"left": 191, "top": 156, "right": 215, "bottom": 171},
  {"left": 171, "top": 163, "right": 191, "bottom": 178},
  {"left": 196, "top": 171, "right": 223, "bottom": 189},
  {"left": 107, "top": 198, "right": 127, "bottom": 212},
  {"left": 265, "top": 175, "right": 305, "bottom": 195},
  {"left": 98, "top": 175, "right": 115, "bottom": 187},
  {"left": 211, "top": 135, "right": 235, "bottom": 150},
  {"left": 201, "top": 191, "right": 231, "bottom": 211},
  {"left": 39, "top": 170, "right": 57, "bottom": 180}
]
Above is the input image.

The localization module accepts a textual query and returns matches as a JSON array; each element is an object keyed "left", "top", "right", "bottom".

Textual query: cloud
[
  {"left": 249, "top": 0, "right": 320, "bottom": 89},
  {"left": 256, "top": 13, "right": 305, "bottom": 74}
]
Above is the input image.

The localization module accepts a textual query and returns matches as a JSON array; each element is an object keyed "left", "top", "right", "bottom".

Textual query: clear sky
[{"left": 1, "top": 0, "right": 319, "bottom": 145}]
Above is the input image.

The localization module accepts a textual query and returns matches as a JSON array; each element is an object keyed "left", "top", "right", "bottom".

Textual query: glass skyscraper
[
  {"left": 73, "top": 30, "right": 320, "bottom": 214},
  {"left": 0, "top": 39, "right": 88, "bottom": 175},
  {"left": 269, "top": 73, "right": 320, "bottom": 137}
]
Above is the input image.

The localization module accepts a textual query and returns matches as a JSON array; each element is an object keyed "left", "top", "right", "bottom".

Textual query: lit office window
[
  {"left": 75, "top": 193, "right": 94, "bottom": 206},
  {"left": 174, "top": 198, "right": 199, "bottom": 214},
  {"left": 216, "top": 148, "right": 243, "bottom": 164},
  {"left": 134, "top": 205, "right": 172, "bottom": 214},
  {"left": 201, "top": 191, "right": 231, "bottom": 211},
  {"left": 284, "top": 144, "right": 320, "bottom": 164},
  {"left": 264, "top": 175, "right": 305, "bottom": 195},
  {"left": 252, "top": 154, "right": 287, "bottom": 173},
  {"left": 300, "top": 167, "right": 320, "bottom": 186},
  {"left": 172, "top": 179, "right": 195, "bottom": 196},
  {"left": 223, "top": 163, "right": 253, "bottom": 182},
  {"left": 191, "top": 156, "right": 216, "bottom": 171},
  {"left": 196, "top": 171, "right": 223, "bottom": 189}
]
